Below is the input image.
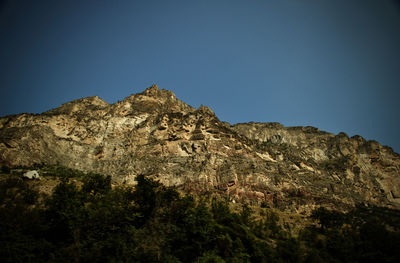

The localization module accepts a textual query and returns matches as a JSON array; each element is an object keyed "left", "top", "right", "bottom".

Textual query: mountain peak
[
  {"left": 139, "top": 84, "right": 177, "bottom": 99},
  {"left": 144, "top": 84, "right": 160, "bottom": 93},
  {"left": 114, "top": 85, "right": 194, "bottom": 115}
]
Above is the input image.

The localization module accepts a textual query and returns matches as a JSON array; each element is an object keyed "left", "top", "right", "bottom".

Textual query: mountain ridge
[{"left": 1, "top": 85, "right": 399, "bottom": 213}]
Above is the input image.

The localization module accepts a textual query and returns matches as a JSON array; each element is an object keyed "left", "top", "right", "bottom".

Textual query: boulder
[{"left": 23, "top": 170, "right": 40, "bottom": 180}]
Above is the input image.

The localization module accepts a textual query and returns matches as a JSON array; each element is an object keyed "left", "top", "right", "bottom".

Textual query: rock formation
[
  {"left": 1, "top": 85, "right": 399, "bottom": 213},
  {"left": 22, "top": 170, "right": 40, "bottom": 180}
]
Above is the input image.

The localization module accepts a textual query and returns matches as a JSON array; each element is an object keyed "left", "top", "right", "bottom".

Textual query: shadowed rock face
[{"left": 1, "top": 85, "right": 399, "bottom": 213}]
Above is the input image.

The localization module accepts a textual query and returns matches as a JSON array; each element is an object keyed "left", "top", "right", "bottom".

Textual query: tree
[
  {"left": 132, "top": 174, "right": 159, "bottom": 226},
  {"left": 81, "top": 173, "right": 112, "bottom": 196}
]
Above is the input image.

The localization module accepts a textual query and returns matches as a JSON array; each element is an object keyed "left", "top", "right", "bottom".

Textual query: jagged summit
[
  {"left": 140, "top": 84, "right": 175, "bottom": 98},
  {"left": 42, "top": 85, "right": 217, "bottom": 119},
  {"left": 42, "top": 85, "right": 194, "bottom": 117},
  {"left": 1, "top": 86, "right": 399, "bottom": 213},
  {"left": 145, "top": 83, "right": 160, "bottom": 93},
  {"left": 114, "top": 85, "right": 194, "bottom": 115}
]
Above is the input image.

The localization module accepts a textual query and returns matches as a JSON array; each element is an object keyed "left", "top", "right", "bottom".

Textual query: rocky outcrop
[
  {"left": 1, "top": 85, "right": 399, "bottom": 213},
  {"left": 22, "top": 170, "right": 40, "bottom": 180}
]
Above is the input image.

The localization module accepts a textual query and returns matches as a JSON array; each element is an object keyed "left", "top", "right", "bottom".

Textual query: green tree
[{"left": 81, "top": 173, "right": 112, "bottom": 196}]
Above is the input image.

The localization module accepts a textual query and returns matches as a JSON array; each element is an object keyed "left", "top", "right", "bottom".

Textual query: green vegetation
[
  {"left": 0, "top": 173, "right": 399, "bottom": 262},
  {"left": 39, "top": 165, "right": 88, "bottom": 178}
]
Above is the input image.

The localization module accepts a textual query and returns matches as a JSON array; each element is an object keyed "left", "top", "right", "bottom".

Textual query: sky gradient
[{"left": 1, "top": 0, "right": 400, "bottom": 153}]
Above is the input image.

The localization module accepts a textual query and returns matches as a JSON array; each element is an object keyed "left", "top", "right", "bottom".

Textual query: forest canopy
[{"left": 0, "top": 171, "right": 399, "bottom": 263}]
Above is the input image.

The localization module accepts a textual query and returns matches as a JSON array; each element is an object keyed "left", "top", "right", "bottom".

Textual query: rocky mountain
[{"left": 1, "top": 85, "right": 399, "bottom": 213}]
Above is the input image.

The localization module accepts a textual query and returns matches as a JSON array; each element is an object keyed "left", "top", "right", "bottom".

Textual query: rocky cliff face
[{"left": 1, "top": 85, "right": 399, "bottom": 213}]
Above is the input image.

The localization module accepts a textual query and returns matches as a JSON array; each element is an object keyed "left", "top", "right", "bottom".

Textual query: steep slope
[{"left": 1, "top": 85, "right": 399, "bottom": 213}]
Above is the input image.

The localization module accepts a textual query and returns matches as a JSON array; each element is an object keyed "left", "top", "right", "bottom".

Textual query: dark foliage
[
  {"left": 0, "top": 174, "right": 399, "bottom": 262},
  {"left": 302, "top": 205, "right": 400, "bottom": 263}
]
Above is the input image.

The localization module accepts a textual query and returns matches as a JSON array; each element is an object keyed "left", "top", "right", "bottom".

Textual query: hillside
[{"left": 1, "top": 85, "right": 399, "bottom": 214}]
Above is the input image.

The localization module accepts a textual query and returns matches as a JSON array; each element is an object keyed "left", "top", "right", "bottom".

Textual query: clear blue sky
[{"left": 1, "top": 0, "right": 399, "bottom": 153}]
